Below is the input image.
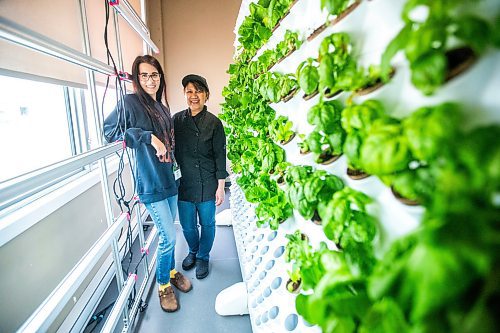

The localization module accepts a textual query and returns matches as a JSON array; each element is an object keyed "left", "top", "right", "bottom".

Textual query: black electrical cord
[
  {"left": 85, "top": 301, "right": 115, "bottom": 332},
  {"left": 95, "top": 0, "right": 148, "bottom": 327}
]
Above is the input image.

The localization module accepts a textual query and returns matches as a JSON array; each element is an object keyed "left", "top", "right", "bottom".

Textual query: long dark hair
[{"left": 131, "top": 55, "right": 174, "bottom": 158}]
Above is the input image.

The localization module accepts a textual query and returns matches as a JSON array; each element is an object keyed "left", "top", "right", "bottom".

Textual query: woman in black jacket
[
  {"left": 103, "top": 55, "right": 191, "bottom": 313},
  {"left": 173, "top": 74, "right": 228, "bottom": 279}
]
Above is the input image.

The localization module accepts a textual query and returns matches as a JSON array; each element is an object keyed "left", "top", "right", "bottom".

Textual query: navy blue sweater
[{"left": 103, "top": 94, "right": 178, "bottom": 204}]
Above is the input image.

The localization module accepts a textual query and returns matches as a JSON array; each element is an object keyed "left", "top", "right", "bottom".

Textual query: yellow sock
[
  {"left": 170, "top": 269, "right": 178, "bottom": 278},
  {"left": 159, "top": 283, "right": 170, "bottom": 291}
]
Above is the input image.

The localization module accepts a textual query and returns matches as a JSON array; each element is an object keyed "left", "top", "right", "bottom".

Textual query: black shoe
[
  {"left": 196, "top": 260, "right": 209, "bottom": 279},
  {"left": 182, "top": 253, "right": 197, "bottom": 271}
]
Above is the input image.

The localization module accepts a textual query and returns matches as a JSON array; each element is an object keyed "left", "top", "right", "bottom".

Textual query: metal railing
[
  {"left": 0, "top": 142, "right": 122, "bottom": 214},
  {"left": 0, "top": 16, "right": 116, "bottom": 76},
  {"left": 109, "top": 0, "right": 159, "bottom": 54},
  {"left": 18, "top": 212, "right": 130, "bottom": 332}
]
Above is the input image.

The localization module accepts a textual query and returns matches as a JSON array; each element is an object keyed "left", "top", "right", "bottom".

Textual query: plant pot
[
  {"left": 311, "top": 210, "right": 322, "bottom": 225},
  {"left": 275, "top": 0, "right": 299, "bottom": 31},
  {"left": 286, "top": 278, "right": 302, "bottom": 294},
  {"left": 329, "top": 1, "right": 361, "bottom": 26},
  {"left": 307, "top": 1, "right": 361, "bottom": 42},
  {"left": 281, "top": 87, "right": 299, "bottom": 102},
  {"left": 299, "top": 148, "right": 311, "bottom": 155},
  {"left": 271, "top": 23, "right": 281, "bottom": 33},
  {"left": 323, "top": 87, "right": 342, "bottom": 99},
  {"left": 391, "top": 186, "right": 420, "bottom": 206},
  {"left": 355, "top": 68, "right": 396, "bottom": 96},
  {"left": 445, "top": 46, "right": 477, "bottom": 82},
  {"left": 347, "top": 167, "right": 370, "bottom": 180},
  {"left": 318, "top": 152, "right": 341, "bottom": 165},
  {"left": 307, "top": 22, "right": 329, "bottom": 42},
  {"left": 303, "top": 89, "right": 319, "bottom": 100},
  {"left": 276, "top": 46, "right": 297, "bottom": 65},
  {"left": 280, "top": 132, "right": 296, "bottom": 145}
]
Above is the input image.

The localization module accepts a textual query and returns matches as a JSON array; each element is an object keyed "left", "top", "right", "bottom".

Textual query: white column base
[
  {"left": 215, "top": 282, "right": 249, "bottom": 316},
  {"left": 215, "top": 208, "right": 233, "bottom": 226}
]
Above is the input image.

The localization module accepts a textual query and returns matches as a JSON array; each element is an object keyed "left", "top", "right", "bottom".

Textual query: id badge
[{"left": 173, "top": 163, "right": 182, "bottom": 180}]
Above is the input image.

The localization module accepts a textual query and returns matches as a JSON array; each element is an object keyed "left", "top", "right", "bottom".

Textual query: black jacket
[
  {"left": 173, "top": 107, "right": 228, "bottom": 202},
  {"left": 103, "top": 94, "right": 178, "bottom": 204}
]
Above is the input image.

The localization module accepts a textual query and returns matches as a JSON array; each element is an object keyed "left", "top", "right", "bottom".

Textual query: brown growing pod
[
  {"left": 280, "top": 132, "right": 297, "bottom": 145},
  {"left": 355, "top": 68, "right": 396, "bottom": 96},
  {"left": 307, "top": 22, "right": 329, "bottom": 42},
  {"left": 323, "top": 88, "right": 342, "bottom": 99},
  {"left": 276, "top": 46, "right": 297, "bottom": 65},
  {"left": 347, "top": 167, "right": 370, "bottom": 180},
  {"left": 274, "top": 0, "right": 300, "bottom": 32},
  {"left": 286, "top": 278, "right": 302, "bottom": 294},
  {"left": 319, "top": 152, "right": 341, "bottom": 165},
  {"left": 281, "top": 87, "right": 299, "bottom": 102},
  {"left": 391, "top": 187, "right": 420, "bottom": 206},
  {"left": 445, "top": 46, "right": 477, "bottom": 82},
  {"left": 311, "top": 210, "right": 322, "bottom": 225},
  {"left": 307, "top": 1, "right": 361, "bottom": 42},
  {"left": 303, "top": 89, "right": 319, "bottom": 100},
  {"left": 329, "top": 1, "right": 361, "bottom": 26},
  {"left": 299, "top": 147, "right": 311, "bottom": 155}
]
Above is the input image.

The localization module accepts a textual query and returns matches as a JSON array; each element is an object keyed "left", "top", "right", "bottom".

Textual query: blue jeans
[
  {"left": 178, "top": 200, "right": 216, "bottom": 261},
  {"left": 144, "top": 195, "right": 178, "bottom": 285}
]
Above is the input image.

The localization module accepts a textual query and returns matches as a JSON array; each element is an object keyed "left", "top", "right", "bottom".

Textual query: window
[
  {"left": 84, "top": 85, "right": 118, "bottom": 150},
  {"left": 0, "top": 75, "right": 73, "bottom": 183}
]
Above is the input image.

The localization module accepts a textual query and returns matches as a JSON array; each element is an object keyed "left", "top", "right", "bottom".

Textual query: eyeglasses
[{"left": 139, "top": 72, "right": 161, "bottom": 81}]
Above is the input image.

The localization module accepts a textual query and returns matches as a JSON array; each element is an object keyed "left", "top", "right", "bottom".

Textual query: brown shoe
[
  {"left": 170, "top": 271, "right": 193, "bottom": 293},
  {"left": 159, "top": 286, "right": 179, "bottom": 312}
]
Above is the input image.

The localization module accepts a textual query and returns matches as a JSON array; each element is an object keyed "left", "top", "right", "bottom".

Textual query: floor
[
  {"left": 133, "top": 224, "right": 252, "bottom": 333},
  {"left": 84, "top": 188, "right": 252, "bottom": 333}
]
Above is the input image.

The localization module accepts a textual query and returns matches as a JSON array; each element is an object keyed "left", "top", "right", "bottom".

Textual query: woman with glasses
[
  {"left": 173, "top": 74, "right": 228, "bottom": 280},
  {"left": 103, "top": 55, "right": 191, "bottom": 313}
]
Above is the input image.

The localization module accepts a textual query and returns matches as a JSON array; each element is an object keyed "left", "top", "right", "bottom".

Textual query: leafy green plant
[
  {"left": 256, "top": 140, "right": 286, "bottom": 174},
  {"left": 403, "top": 102, "right": 461, "bottom": 162},
  {"left": 285, "top": 230, "right": 329, "bottom": 290},
  {"left": 321, "top": 0, "right": 352, "bottom": 16},
  {"left": 341, "top": 100, "right": 388, "bottom": 173},
  {"left": 286, "top": 166, "right": 344, "bottom": 221},
  {"left": 318, "top": 32, "right": 353, "bottom": 95},
  {"left": 382, "top": 103, "right": 462, "bottom": 204},
  {"left": 368, "top": 228, "right": 492, "bottom": 331},
  {"left": 237, "top": 0, "right": 297, "bottom": 57},
  {"left": 318, "top": 32, "right": 382, "bottom": 95},
  {"left": 257, "top": 72, "right": 298, "bottom": 103},
  {"left": 244, "top": 173, "right": 293, "bottom": 229},
  {"left": 268, "top": 115, "right": 295, "bottom": 144},
  {"left": 255, "top": 189, "right": 293, "bottom": 229},
  {"left": 286, "top": 267, "right": 302, "bottom": 293},
  {"left": 305, "top": 99, "right": 346, "bottom": 163},
  {"left": 307, "top": 99, "right": 343, "bottom": 132},
  {"left": 271, "top": 161, "right": 291, "bottom": 184},
  {"left": 297, "top": 133, "right": 311, "bottom": 154},
  {"left": 318, "top": 187, "right": 378, "bottom": 274},
  {"left": 305, "top": 128, "right": 345, "bottom": 164},
  {"left": 296, "top": 57, "right": 320, "bottom": 96},
  {"left": 295, "top": 249, "right": 372, "bottom": 333},
  {"left": 360, "top": 120, "right": 411, "bottom": 176},
  {"left": 275, "top": 30, "right": 303, "bottom": 61},
  {"left": 249, "top": 30, "right": 302, "bottom": 79},
  {"left": 380, "top": 0, "right": 496, "bottom": 95}
]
